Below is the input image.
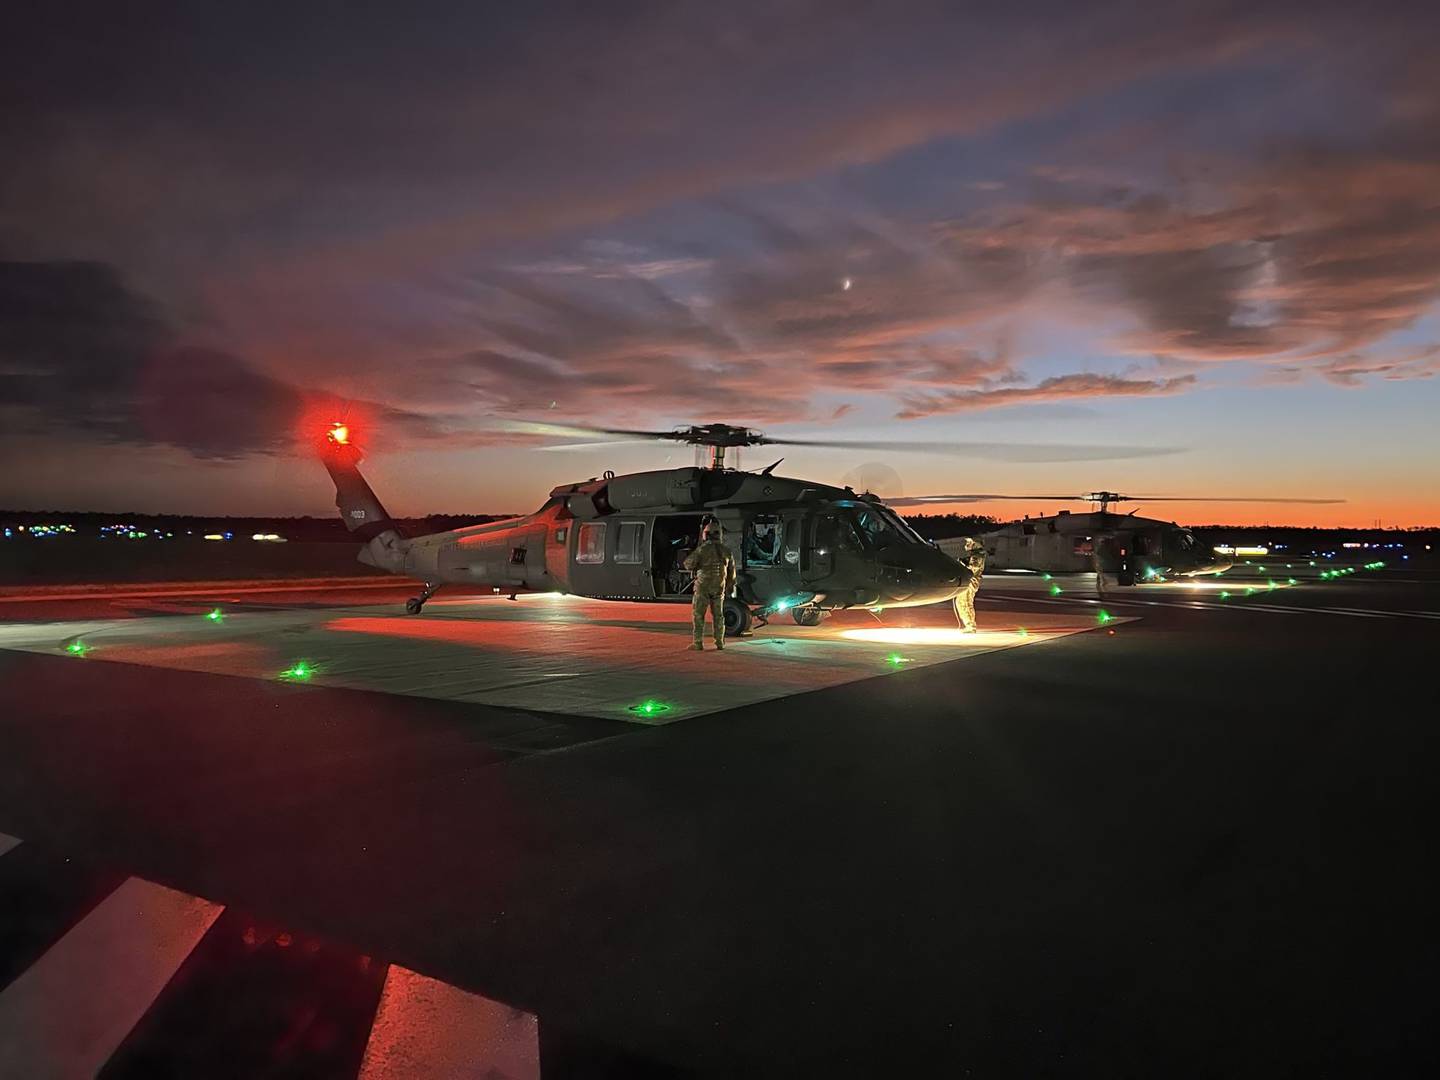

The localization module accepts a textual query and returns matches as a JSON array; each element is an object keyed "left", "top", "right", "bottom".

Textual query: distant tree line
[
  {"left": 0, "top": 510, "right": 517, "bottom": 541},
  {"left": 900, "top": 513, "right": 1000, "bottom": 539}
]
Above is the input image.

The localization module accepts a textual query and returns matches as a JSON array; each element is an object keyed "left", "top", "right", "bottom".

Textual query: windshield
[{"left": 847, "top": 506, "right": 920, "bottom": 550}]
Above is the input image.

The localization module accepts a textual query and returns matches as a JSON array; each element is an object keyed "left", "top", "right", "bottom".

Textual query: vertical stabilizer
[{"left": 319, "top": 425, "right": 408, "bottom": 572}]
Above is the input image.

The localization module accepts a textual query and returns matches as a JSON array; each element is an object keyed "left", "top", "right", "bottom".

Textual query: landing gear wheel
[
  {"left": 723, "top": 597, "right": 753, "bottom": 638},
  {"left": 791, "top": 605, "right": 824, "bottom": 627},
  {"left": 404, "top": 581, "right": 440, "bottom": 615}
]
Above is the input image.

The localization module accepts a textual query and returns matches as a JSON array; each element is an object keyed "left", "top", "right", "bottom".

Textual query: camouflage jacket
[{"left": 685, "top": 538, "right": 736, "bottom": 591}]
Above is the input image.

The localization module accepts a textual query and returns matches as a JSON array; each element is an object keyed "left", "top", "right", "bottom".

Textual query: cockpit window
[
  {"left": 846, "top": 506, "right": 923, "bottom": 549},
  {"left": 879, "top": 507, "right": 925, "bottom": 544},
  {"left": 849, "top": 507, "right": 900, "bottom": 549},
  {"left": 1175, "top": 530, "right": 1197, "bottom": 551}
]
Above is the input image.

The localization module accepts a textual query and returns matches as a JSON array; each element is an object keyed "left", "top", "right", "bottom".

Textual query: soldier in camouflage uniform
[
  {"left": 954, "top": 536, "right": 986, "bottom": 632},
  {"left": 684, "top": 522, "right": 736, "bottom": 650}
]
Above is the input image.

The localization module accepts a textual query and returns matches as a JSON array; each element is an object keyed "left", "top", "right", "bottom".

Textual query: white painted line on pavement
[
  {"left": 0, "top": 877, "right": 224, "bottom": 1079},
  {"left": 358, "top": 964, "right": 540, "bottom": 1080}
]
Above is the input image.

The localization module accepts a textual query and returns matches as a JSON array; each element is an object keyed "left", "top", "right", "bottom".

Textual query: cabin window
[
  {"left": 575, "top": 522, "right": 606, "bottom": 564},
  {"left": 509, "top": 547, "right": 526, "bottom": 565},
  {"left": 1073, "top": 536, "right": 1094, "bottom": 556},
  {"left": 615, "top": 521, "right": 645, "bottom": 564},
  {"left": 744, "top": 515, "right": 782, "bottom": 566}
]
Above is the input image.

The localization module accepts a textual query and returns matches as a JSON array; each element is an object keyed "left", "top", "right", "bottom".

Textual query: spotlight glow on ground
[{"left": 839, "top": 627, "right": 1037, "bottom": 646}]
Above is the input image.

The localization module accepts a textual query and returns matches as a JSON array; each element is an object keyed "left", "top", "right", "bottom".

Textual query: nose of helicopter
[{"left": 875, "top": 545, "right": 966, "bottom": 607}]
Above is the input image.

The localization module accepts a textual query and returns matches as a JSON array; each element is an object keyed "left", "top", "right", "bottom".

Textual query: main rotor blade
[
  {"left": 757, "top": 437, "right": 1184, "bottom": 462},
  {"left": 501, "top": 419, "right": 1184, "bottom": 462},
  {"left": 498, "top": 420, "right": 686, "bottom": 442},
  {"left": 1110, "top": 496, "right": 1345, "bottom": 503},
  {"left": 882, "top": 494, "right": 1088, "bottom": 506},
  {"left": 884, "top": 493, "right": 1345, "bottom": 506}
]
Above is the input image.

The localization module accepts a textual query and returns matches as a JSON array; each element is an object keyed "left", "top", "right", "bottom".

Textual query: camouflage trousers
[
  {"left": 955, "top": 580, "right": 981, "bottom": 631},
  {"left": 692, "top": 585, "right": 725, "bottom": 645}
]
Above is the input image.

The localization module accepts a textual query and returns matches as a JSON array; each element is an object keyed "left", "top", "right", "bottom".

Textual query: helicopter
[
  {"left": 885, "top": 491, "right": 1344, "bottom": 594},
  {"left": 318, "top": 421, "right": 1178, "bottom": 636}
]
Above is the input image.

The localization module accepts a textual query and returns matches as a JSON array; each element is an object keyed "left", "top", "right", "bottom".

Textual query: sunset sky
[{"left": 3, "top": 2, "right": 1438, "bottom": 526}]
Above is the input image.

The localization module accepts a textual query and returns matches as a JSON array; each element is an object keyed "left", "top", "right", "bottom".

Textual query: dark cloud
[
  {"left": 0, "top": 260, "right": 436, "bottom": 458},
  {"left": 0, "top": 1, "right": 1328, "bottom": 275},
  {"left": 3, "top": 1, "right": 1438, "bottom": 482},
  {"left": 934, "top": 52, "right": 1440, "bottom": 369}
]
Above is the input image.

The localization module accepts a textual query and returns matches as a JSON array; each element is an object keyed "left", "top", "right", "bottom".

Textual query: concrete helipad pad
[{"left": 0, "top": 594, "right": 1121, "bottom": 724}]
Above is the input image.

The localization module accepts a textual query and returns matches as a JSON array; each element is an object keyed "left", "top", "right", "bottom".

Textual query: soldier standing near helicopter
[
  {"left": 955, "top": 536, "right": 986, "bottom": 632},
  {"left": 685, "top": 520, "right": 736, "bottom": 650}
]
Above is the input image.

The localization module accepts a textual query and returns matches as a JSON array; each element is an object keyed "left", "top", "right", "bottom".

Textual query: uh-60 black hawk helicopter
[
  {"left": 886, "top": 490, "right": 1344, "bottom": 594},
  {"left": 320, "top": 419, "right": 1178, "bottom": 636}
]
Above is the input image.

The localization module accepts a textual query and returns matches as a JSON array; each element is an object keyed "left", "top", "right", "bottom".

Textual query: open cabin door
[{"left": 650, "top": 514, "right": 706, "bottom": 599}]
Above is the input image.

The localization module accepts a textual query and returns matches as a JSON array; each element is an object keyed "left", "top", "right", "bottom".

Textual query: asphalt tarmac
[{"left": 0, "top": 566, "right": 1435, "bottom": 1077}]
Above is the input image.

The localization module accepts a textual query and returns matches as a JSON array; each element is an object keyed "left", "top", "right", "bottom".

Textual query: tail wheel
[
  {"left": 791, "top": 605, "right": 824, "bottom": 627},
  {"left": 723, "top": 598, "right": 753, "bottom": 637},
  {"left": 404, "top": 597, "right": 423, "bottom": 615}
]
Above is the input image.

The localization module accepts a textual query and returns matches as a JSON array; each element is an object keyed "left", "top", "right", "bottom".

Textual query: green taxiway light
[
  {"left": 1310, "top": 560, "right": 1316, "bottom": 566},
  {"left": 1257, "top": 565, "right": 1266, "bottom": 572},
  {"left": 628, "top": 699, "right": 672, "bottom": 718},
  {"left": 1244, "top": 587, "right": 1255, "bottom": 595},
  {"left": 1049, "top": 583, "right": 1062, "bottom": 596},
  {"left": 65, "top": 640, "right": 89, "bottom": 657},
  {"left": 1287, "top": 578, "right": 1298, "bottom": 586},
  {"left": 1267, "top": 579, "right": 1277, "bottom": 590},
  {"left": 279, "top": 661, "right": 314, "bottom": 681},
  {"left": 1097, "top": 609, "right": 1113, "bottom": 625},
  {"left": 885, "top": 653, "right": 911, "bottom": 667},
  {"left": 1042, "top": 573, "right": 1052, "bottom": 581},
  {"left": 1219, "top": 591, "right": 1231, "bottom": 600},
  {"left": 1017, "top": 627, "right": 1029, "bottom": 637},
  {"left": 205, "top": 607, "right": 224, "bottom": 622}
]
